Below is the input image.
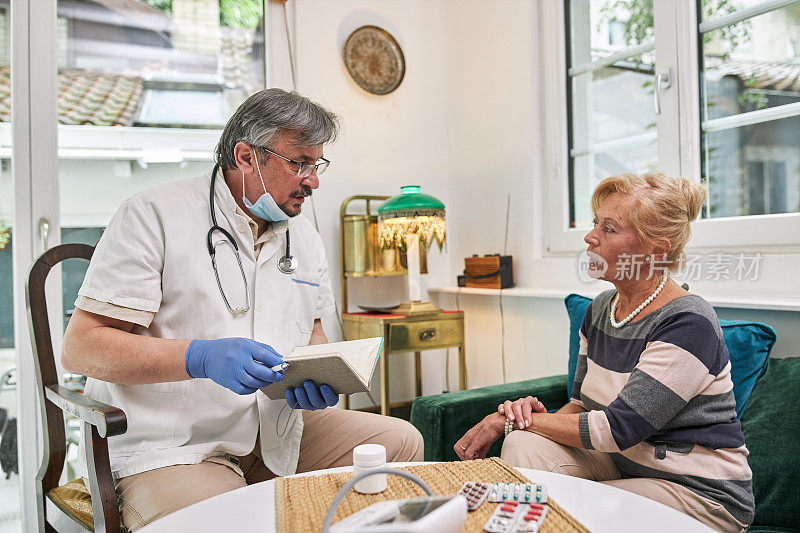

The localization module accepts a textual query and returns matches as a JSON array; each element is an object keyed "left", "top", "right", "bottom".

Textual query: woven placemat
[{"left": 275, "top": 458, "right": 589, "bottom": 532}]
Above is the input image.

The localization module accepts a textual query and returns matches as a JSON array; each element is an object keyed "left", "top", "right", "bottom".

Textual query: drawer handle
[{"left": 419, "top": 328, "right": 437, "bottom": 341}]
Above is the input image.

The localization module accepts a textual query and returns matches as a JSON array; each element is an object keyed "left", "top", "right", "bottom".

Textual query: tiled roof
[
  {"left": 0, "top": 67, "right": 143, "bottom": 126},
  {"left": 590, "top": 48, "right": 800, "bottom": 92},
  {"left": 705, "top": 56, "right": 800, "bottom": 92}
]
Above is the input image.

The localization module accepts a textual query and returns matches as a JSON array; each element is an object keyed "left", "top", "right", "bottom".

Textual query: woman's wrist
[
  {"left": 523, "top": 412, "right": 545, "bottom": 432},
  {"left": 484, "top": 412, "right": 505, "bottom": 436},
  {"left": 508, "top": 412, "right": 546, "bottom": 435}
]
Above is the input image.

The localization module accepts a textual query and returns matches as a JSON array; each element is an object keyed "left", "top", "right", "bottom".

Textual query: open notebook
[{"left": 260, "top": 337, "right": 383, "bottom": 400}]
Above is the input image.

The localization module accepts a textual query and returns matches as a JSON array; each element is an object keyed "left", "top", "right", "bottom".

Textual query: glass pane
[
  {"left": 56, "top": 0, "right": 264, "bottom": 128},
  {"left": 569, "top": 53, "right": 658, "bottom": 228},
  {"left": 701, "top": 0, "right": 774, "bottom": 22},
  {"left": 702, "top": 115, "right": 800, "bottom": 217},
  {"left": 0, "top": 0, "right": 20, "bottom": 528},
  {"left": 572, "top": 138, "right": 658, "bottom": 228},
  {"left": 0, "top": 205, "right": 19, "bottom": 533},
  {"left": 570, "top": 0, "right": 655, "bottom": 67},
  {"left": 56, "top": 0, "right": 266, "bottom": 282},
  {"left": 569, "top": 1, "right": 658, "bottom": 229},
  {"left": 570, "top": 59, "right": 658, "bottom": 146},
  {"left": 701, "top": 2, "right": 800, "bottom": 121}
]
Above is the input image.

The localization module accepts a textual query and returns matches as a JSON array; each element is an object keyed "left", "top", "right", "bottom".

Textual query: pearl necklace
[{"left": 610, "top": 274, "right": 668, "bottom": 328}]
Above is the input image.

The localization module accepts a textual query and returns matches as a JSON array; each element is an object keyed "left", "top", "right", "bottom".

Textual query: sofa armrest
[{"left": 411, "top": 374, "right": 569, "bottom": 461}]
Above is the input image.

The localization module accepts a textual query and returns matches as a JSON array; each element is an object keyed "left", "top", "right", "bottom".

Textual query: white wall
[
  {"left": 291, "top": 0, "right": 453, "bottom": 407},
  {"left": 434, "top": 1, "right": 577, "bottom": 388},
  {"left": 289, "top": 0, "right": 799, "bottom": 408}
]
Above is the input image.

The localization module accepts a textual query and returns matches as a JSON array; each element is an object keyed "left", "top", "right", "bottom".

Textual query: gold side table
[{"left": 341, "top": 310, "right": 466, "bottom": 416}]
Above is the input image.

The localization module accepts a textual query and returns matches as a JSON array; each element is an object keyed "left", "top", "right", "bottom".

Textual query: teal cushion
[
  {"left": 564, "top": 294, "right": 592, "bottom": 398},
  {"left": 564, "top": 294, "right": 776, "bottom": 418},
  {"left": 720, "top": 320, "right": 777, "bottom": 416},
  {"left": 741, "top": 357, "right": 800, "bottom": 529}
]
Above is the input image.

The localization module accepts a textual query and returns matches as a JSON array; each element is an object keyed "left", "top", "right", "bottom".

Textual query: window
[
  {"left": 54, "top": 0, "right": 265, "bottom": 130},
  {"left": 0, "top": 0, "right": 269, "bottom": 352},
  {"left": 700, "top": 2, "right": 800, "bottom": 218},
  {"left": 546, "top": 0, "right": 800, "bottom": 253},
  {"left": 567, "top": 0, "right": 657, "bottom": 229},
  {"left": 49, "top": 0, "right": 269, "bottom": 341}
]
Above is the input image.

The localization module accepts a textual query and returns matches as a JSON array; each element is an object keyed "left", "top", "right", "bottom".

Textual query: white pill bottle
[{"left": 352, "top": 443, "right": 387, "bottom": 494}]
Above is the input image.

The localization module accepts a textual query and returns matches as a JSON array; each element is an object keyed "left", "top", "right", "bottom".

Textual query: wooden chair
[{"left": 26, "top": 243, "right": 127, "bottom": 532}]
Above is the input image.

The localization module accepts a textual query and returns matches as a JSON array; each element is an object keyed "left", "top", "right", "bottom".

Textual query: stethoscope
[{"left": 208, "top": 164, "right": 297, "bottom": 315}]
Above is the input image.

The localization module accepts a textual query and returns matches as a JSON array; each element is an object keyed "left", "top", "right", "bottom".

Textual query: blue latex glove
[
  {"left": 185, "top": 338, "right": 285, "bottom": 395},
  {"left": 285, "top": 381, "right": 338, "bottom": 410}
]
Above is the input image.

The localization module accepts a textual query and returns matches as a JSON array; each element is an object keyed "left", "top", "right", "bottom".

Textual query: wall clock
[{"left": 343, "top": 25, "right": 405, "bottom": 95}]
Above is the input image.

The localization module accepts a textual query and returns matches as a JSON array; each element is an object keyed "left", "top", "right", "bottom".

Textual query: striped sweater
[{"left": 572, "top": 290, "right": 755, "bottom": 523}]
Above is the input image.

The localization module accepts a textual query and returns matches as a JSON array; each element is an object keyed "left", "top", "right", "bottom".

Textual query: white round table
[{"left": 139, "top": 463, "right": 713, "bottom": 532}]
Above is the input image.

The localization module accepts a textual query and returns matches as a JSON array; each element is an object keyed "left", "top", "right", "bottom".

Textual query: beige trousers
[
  {"left": 500, "top": 431, "right": 749, "bottom": 533},
  {"left": 116, "top": 409, "right": 424, "bottom": 530}
]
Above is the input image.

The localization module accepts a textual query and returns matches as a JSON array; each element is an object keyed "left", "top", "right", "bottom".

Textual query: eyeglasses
[{"left": 255, "top": 146, "right": 330, "bottom": 178}]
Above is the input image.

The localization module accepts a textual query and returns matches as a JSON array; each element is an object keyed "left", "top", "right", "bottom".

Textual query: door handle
[
  {"left": 38, "top": 217, "right": 50, "bottom": 253},
  {"left": 653, "top": 70, "right": 671, "bottom": 115}
]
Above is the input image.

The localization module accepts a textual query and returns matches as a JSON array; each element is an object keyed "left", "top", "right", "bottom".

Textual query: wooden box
[{"left": 463, "top": 255, "right": 514, "bottom": 289}]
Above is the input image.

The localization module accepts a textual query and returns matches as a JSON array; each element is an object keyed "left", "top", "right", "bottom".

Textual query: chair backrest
[{"left": 26, "top": 244, "right": 94, "bottom": 499}]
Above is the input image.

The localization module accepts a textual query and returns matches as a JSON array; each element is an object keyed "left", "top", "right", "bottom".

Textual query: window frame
[{"left": 543, "top": 0, "right": 800, "bottom": 256}]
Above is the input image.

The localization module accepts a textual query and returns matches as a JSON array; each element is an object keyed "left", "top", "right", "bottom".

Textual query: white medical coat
[{"left": 76, "top": 170, "right": 335, "bottom": 479}]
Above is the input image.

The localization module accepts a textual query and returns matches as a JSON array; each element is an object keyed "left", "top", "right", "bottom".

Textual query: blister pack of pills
[
  {"left": 457, "top": 481, "right": 490, "bottom": 511},
  {"left": 487, "top": 482, "right": 548, "bottom": 504},
  {"left": 482, "top": 501, "right": 548, "bottom": 533}
]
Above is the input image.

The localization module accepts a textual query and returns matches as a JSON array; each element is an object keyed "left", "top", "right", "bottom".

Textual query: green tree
[
  {"left": 0, "top": 219, "right": 10, "bottom": 250},
  {"left": 600, "top": 0, "right": 749, "bottom": 60},
  {"left": 143, "top": 0, "right": 172, "bottom": 16},
  {"left": 142, "top": 0, "right": 264, "bottom": 30},
  {"left": 220, "top": 0, "right": 263, "bottom": 29}
]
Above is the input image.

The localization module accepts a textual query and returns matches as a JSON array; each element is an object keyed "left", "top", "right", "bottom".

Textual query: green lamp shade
[
  {"left": 378, "top": 185, "right": 446, "bottom": 252},
  {"left": 378, "top": 185, "right": 445, "bottom": 219}
]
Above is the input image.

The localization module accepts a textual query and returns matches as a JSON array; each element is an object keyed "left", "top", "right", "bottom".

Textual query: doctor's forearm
[{"left": 62, "top": 308, "right": 191, "bottom": 384}]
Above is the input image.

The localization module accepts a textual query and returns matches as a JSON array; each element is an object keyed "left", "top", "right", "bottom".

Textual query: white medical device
[
  {"left": 329, "top": 495, "right": 467, "bottom": 533},
  {"left": 321, "top": 468, "right": 467, "bottom": 533}
]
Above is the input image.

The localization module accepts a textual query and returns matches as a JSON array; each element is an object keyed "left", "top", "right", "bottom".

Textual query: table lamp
[{"left": 378, "top": 185, "right": 446, "bottom": 316}]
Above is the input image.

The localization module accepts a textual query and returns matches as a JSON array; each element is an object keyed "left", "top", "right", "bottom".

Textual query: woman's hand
[
  {"left": 498, "top": 396, "right": 547, "bottom": 430},
  {"left": 454, "top": 413, "right": 505, "bottom": 460}
]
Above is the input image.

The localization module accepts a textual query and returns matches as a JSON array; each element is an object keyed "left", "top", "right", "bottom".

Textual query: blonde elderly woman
[{"left": 454, "top": 172, "right": 753, "bottom": 532}]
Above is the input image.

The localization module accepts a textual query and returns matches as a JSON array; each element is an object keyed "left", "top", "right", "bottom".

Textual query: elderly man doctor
[{"left": 62, "top": 89, "right": 423, "bottom": 530}]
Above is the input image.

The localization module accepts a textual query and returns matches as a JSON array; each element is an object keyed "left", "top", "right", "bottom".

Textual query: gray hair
[{"left": 215, "top": 89, "right": 340, "bottom": 170}]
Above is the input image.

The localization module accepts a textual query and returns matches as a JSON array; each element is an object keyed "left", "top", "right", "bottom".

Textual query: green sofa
[{"left": 410, "top": 303, "right": 799, "bottom": 531}]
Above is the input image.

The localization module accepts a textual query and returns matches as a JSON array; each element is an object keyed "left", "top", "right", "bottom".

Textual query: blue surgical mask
[{"left": 242, "top": 157, "right": 290, "bottom": 222}]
